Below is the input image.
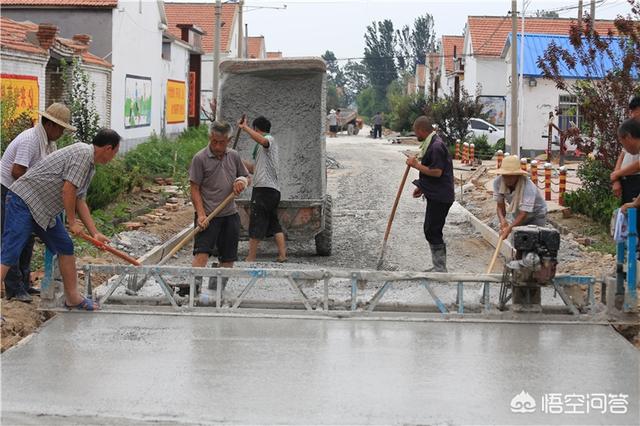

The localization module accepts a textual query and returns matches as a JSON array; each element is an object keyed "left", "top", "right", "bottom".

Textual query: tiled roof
[
  {"left": 267, "top": 51, "right": 282, "bottom": 58},
  {"left": 0, "top": 17, "right": 111, "bottom": 68},
  {"left": 441, "top": 35, "right": 464, "bottom": 73},
  {"left": 0, "top": 17, "right": 47, "bottom": 56},
  {"left": 1, "top": 0, "right": 117, "bottom": 7},
  {"left": 467, "top": 16, "right": 617, "bottom": 57},
  {"left": 165, "top": 2, "right": 237, "bottom": 53},
  {"left": 247, "top": 36, "right": 264, "bottom": 59},
  {"left": 58, "top": 37, "right": 111, "bottom": 68}
]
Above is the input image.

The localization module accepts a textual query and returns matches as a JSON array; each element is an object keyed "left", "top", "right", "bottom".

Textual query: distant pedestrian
[
  {"left": 0, "top": 103, "right": 74, "bottom": 302},
  {"left": 1, "top": 129, "right": 121, "bottom": 311},
  {"left": 406, "top": 116, "right": 454, "bottom": 272},
  {"left": 372, "top": 112, "right": 383, "bottom": 139},
  {"left": 491, "top": 155, "right": 548, "bottom": 240},
  {"left": 239, "top": 116, "right": 287, "bottom": 262},
  {"left": 188, "top": 121, "right": 249, "bottom": 293},
  {"left": 327, "top": 109, "right": 338, "bottom": 138}
]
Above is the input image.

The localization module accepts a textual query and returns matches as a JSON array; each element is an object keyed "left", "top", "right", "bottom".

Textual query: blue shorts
[{"left": 1, "top": 192, "right": 74, "bottom": 266}]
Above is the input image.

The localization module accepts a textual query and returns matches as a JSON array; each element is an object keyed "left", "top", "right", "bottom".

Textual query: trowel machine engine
[{"left": 499, "top": 225, "right": 560, "bottom": 311}]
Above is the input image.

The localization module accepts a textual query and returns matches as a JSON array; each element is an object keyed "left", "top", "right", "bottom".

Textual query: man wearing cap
[
  {"left": 0, "top": 102, "right": 75, "bottom": 302},
  {"left": 492, "top": 155, "right": 548, "bottom": 239},
  {"left": 1, "top": 128, "right": 121, "bottom": 311},
  {"left": 327, "top": 109, "right": 338, "bottom": 138}
]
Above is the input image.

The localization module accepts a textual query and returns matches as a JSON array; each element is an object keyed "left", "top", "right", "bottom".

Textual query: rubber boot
[{"left": 426, "top": 244, "right": 447, "bottom": 273}]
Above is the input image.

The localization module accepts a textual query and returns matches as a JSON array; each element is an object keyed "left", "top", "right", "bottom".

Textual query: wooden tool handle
[
  {"left": 158, "top": 192, "right": 236, "bottom": 265},
  {"left": 486, "top": 237, "right": 504, "bottom": 274},
  {"left": 78, "top": 232, "right": 141, "bottom": 266},
  {"left": 232, "top": 113, "right": 247, "bottom": 150},
  {"left": 382, "top": 164, "right": 411, "bottom": 243}
]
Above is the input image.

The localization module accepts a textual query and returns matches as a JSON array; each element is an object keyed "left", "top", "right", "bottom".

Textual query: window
[
  {"left": 470, "top": 119, "right": 490, "bottom": 131},
  {"left": 162, "top": 41, "right": 171, "bottom": 61},
  {"left": 557, "top": 94, "right": 583, "bottom": 131}
]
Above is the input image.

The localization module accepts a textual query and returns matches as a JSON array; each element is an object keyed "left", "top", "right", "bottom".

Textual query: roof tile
[
  {"left": 441, "top": 35, "right": 464, "bottom": 73},
  {"left": 1, "top": 0, "right": 117, "bottom": 7},
  {"left": 468, "top": 16, "right": 617, "bottom": 57},
  {"left": 165, "top": 2, "right": 237, "bottom": 53}
]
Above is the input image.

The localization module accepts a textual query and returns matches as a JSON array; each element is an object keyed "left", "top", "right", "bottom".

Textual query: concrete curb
[{"left": 455, "top": 202, "right": 514, "bottom": 259}]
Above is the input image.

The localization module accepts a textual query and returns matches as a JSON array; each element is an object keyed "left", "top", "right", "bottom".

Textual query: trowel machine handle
[{"left": 78, "top": 232, "right": 141, "bottom": 266}]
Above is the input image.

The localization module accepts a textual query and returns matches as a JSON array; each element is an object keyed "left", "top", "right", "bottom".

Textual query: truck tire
[{"left": 315, "top": 195, "right": 333, "bottom": 256}]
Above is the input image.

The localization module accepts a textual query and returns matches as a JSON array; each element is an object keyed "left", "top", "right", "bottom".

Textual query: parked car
[{"left": 467, "top": 118, "right": 504, "bottom": 145}]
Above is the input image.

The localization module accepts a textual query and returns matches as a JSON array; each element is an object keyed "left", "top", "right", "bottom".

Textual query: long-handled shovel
[
  {"left": 78, "top": 232, "right": 141, "bottom": 266},
  {"left": 486, "top": 236, "right": 504, "bottom": 274},
  {"left": 158, "top": 192, "right": 236, "bottom": 265},
  {"left": 376, "top": 164, "right": 411, "bottom": 270},
  {"left": 232, "top": 113, "right": 247, "bottom": 150}
]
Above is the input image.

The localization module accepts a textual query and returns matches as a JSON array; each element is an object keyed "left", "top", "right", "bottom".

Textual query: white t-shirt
[
  {"left": 493, "top": 176, "right": 547, "bottom": 218},
  {"left": 0, "top": 124, "right": 51, "bottom": 187},
  {"left": 621, "top": 149, "right": 640, "bottom": 175},
  {"left": 327, "top": 113, "right": 337, "bottom": 126}
]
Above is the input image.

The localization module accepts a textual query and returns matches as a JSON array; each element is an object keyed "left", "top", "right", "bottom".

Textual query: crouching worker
[
  {"left": 238, "top": 115, "right": 287, "bottom": 263},
  {"left": 492, "top": 155, "right": 547, "bottom": 240},
  {"left": 1, "top": 129, "right": 121, "bottom": 310},
  {"left": 189, "top": 121, "right": 250, "bottom": 293}
]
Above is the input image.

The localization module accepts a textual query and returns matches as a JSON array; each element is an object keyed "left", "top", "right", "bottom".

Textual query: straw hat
[
  {"left": 39, "top": 103, "right": 76, "bottom": 131},
  {"left": 491, "top": 155, "right": 528, "bottom": 176}
]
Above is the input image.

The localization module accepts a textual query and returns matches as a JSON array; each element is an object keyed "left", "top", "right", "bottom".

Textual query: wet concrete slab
[{"left": 2, "top": 313, "right": 639, "bottom": 425}]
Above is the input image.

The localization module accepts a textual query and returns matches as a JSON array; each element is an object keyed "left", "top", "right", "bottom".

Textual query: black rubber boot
[{"left": 426, "top": 244, "right": 447, "bottom": 273}]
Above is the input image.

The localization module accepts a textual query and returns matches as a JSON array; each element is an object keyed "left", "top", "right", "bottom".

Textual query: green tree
[
  {"left": 364, "top": 19, "right": 397, "bottom": 100},
  {"left": 342, "top": 60, "right": 369, "bottom": 106},
  {"left": 423, "top": 88, "right": 486, "bottom": 144},
  {"left": 386, "top": 81, "right": 426, "bottom": 132},
  {"left": 534, "top": 9, "right": 560, "bottom": 18},
  {"left": 356, "top": 86, "right": 386, "bottom": 120},
  {"left": 322, "top": 50, "right": 345, "bottom": 87},
  {"left": 537, "top": 3, "right": 640, "bottom": 168},
  {"left": 61, "top": 57, "right": 101, "bottom": 144},
  {"left": 395, "top": 13, "right": 437, "bottom": 74}
]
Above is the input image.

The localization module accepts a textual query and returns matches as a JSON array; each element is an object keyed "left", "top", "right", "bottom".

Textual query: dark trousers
[
  {"left": 423, "top": 198, "right": 452, "bottom": 246},
  {"left": 1, "top": 184, "right": 34, "bottom": 296},
  {"left": 373, "top": 124, "right": 382, "bottom": 139},
  {"left": 621, "top": 175, "right": 640, "bottom": 234}
]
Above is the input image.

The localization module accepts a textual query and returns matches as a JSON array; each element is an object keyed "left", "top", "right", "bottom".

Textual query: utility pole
[
  {"left": 245, "top": 23, "right": 248, "bottom": 58},
  {"left": 510, "top": 0, "right": 518, "bottom": 156},
  {"left": 578, "top": 0, "right": 583, "bottom": 28},
  {"left": 590, "top": 0, "right": 596, "bottom": 35},
  {"left": 213, "top": 0, "right": 221, "bottom": 106},
  {"left": 238, "top": 0, "right": 244, "bottom": 58}
]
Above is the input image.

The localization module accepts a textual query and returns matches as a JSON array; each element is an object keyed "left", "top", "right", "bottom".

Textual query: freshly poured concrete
[{"left": 2, "top": 314, "right": 639, "bottom": 425}]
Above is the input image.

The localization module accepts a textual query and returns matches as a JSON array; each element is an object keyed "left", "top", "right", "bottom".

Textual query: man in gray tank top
[{"left": 239, "top": 116, "right": 287, "bottom": 262}]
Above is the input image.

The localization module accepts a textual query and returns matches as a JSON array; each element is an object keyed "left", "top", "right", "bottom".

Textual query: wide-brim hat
[
  {"left": 329, "top": 109, "right": 336, "bottom": 114},
  {"left": 491, "top": 155, "right": 529, "bottom": 176},
  {"left": 39, "top": 103, "right": 76, "bottom": 131}
]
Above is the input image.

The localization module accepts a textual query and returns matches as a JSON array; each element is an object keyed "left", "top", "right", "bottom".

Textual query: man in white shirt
[{"left": 0, "top": 103, "right": 75, "bottom": 302}]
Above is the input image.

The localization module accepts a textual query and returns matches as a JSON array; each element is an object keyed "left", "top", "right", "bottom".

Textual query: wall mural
[
  {"left": 125, "top": 74, "right": 152, "bottom": 128},
  {"left": 477, "top": 95, "right": 506, "bottom": 127}
]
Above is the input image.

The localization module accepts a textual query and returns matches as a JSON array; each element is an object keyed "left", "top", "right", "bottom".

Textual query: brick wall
[{"left": 85, "top": 66, "right": 111, "bottom": 128}]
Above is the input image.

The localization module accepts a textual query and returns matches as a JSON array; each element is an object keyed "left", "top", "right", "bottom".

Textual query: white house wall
[
  {"left": 475, "top": 58, "right": 507, "bottom": 96},
  {"left": 1, "top": 52, "right": 47, "bottom": 113},
  {"left": 201, "top": 16, "right": 238, "bottom": 115},
  {"left": 85, "top": 65, "right": 111, "bottom": 128},
  {"left": 110, "top": 0, "right": 165, "bottom": 152},
  {"left": 462, "top": 33, "right": 477, "bottom": 95}
]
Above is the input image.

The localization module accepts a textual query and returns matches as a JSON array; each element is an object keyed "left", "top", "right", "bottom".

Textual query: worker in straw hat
[
  {"left": 0, "top": 102, "right": 76, "bottom": 303},
  {"left": 492, "top": 155, "right": 548, "bottom": 240}
]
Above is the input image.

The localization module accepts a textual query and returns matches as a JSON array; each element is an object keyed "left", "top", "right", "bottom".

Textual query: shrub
[
  {"left": 563, "top": 157, "right": 619, "bottom": 225},
  {"left": 86, "top": 158, "right": 130, "bottom": 210}
]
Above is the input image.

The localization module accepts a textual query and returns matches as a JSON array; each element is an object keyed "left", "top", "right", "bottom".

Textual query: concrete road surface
[{"left": 2, "top": 312, "right": 638, "bottom": 425}]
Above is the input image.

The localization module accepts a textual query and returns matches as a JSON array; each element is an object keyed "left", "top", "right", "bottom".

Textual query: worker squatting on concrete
[
  {"left": 491, "top": 155, "right": 548, "bottom": 240},
  {"left": 406, "top": 116, "right": 455, "bottom": 272},
  {"left": 0, "top": 103, "right": 75, "bottom": 303},
  {"left": 1, "top": 129, "right": 122, "bottom": 311},
  {"left": 617, "top": 118, "right": 640, "bottom": 213},
  {"left": 238, "top": 116, "right": 287, "bottom": 263},
  {"left": 188, "top": 121, "right": 250, "bottom": 293}
]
